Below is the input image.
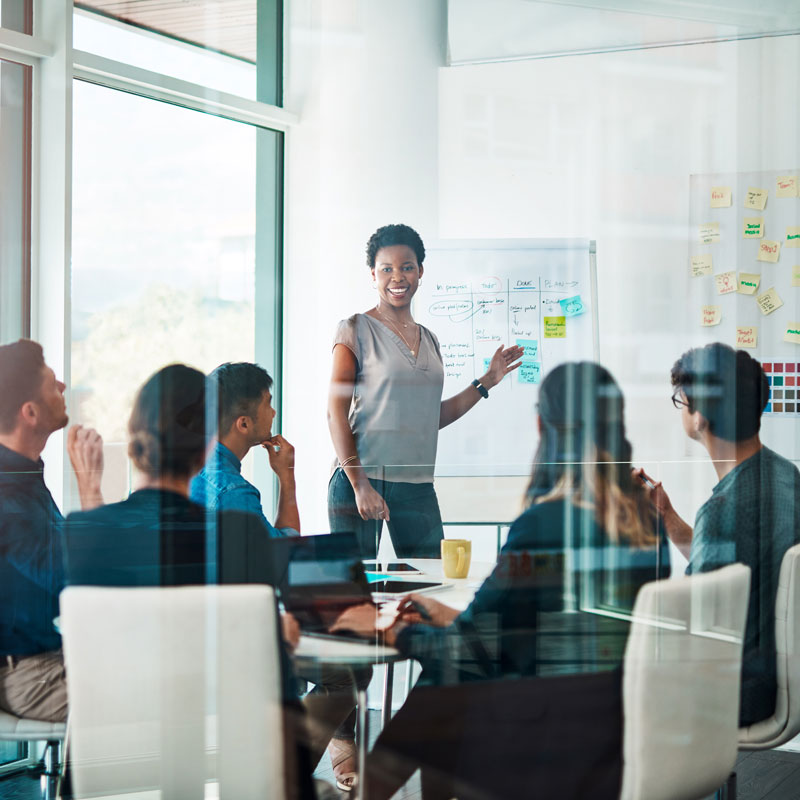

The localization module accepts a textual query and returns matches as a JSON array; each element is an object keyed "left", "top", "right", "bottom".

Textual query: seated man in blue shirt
[
  {"left": 191, "top": 362, "right": 298, "bottom": 537},
  {"left": 640, "top": 343, "right": 800, "bottom": 726},
  {"left": 0, "top": 339, "right": 104, "bottom": 722}
]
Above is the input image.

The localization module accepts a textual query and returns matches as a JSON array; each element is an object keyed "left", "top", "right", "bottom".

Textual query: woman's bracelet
[{"left": 339, "top": 455, "right": 359, "bottom": 468}]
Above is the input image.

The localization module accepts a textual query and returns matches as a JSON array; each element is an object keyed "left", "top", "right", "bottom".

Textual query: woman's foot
[{"left": 327, "top": 737, "right": 358, "bottom": 793}]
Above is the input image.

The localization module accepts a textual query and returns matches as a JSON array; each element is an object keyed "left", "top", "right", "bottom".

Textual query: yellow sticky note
[
  {"left": 786, "top": 226, "right": 800, "bottom": 248},
  {"left": 758, "top": 240, "right": 781, "bottom": 263},
  {"left": 738, "top": 273, "right": 760, "bottom": 294},
  {"left": 710, "top": 186, "right": 732, "bottom": 208},
  {"left": 785, "top": 324, "right": 800, "bottom": 345},
  {"left": 543, "top": 316, "right": 566, "bottom": 338},
  {"left": 699, "top": 223, "right": 720, "bottom": 244},
  {"left": 743, "top": 218, "right": 764, "bottom": 239},
  {"left": 690, "top": 254, "right": 713, "bottom": 277},
  {"left": 776, "top": 176, "right": 799, "bottom": 198},
  {"left": 701, "top": 305, "right": 721, "bottom": 326},
  {"left": 744, "top": 187, "right": 768, "bottom": 210},
  {"left": 715, "top": 271, "right": 737, "bottom": 295},
  {"left": 792, "top": 265, "right": 800, "bottom": 287},
  {"left": 756, "top": 287, "right": 784, "bottom": 315},
  {"left": 736, "top": 327, "right": 758, "bottom": 348}
]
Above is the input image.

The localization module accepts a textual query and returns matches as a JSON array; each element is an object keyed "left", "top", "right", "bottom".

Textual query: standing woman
[{"left": 327, "top": 224, "right": 523, "bottom": 558}]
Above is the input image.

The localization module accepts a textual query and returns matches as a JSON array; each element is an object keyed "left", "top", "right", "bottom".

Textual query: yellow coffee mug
[{"left": 441, "top": 539, "right": 472, "bottom": 579}]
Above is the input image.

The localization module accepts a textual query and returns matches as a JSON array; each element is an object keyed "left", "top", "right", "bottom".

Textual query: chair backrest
[
  {"left": 739, "top": 542, "right": 800, "bottom": 748},
  {"left": 620, "top": 564, "right": 751, "bottom": 800},
  {"left": 60, "top": 584, "right": 284, "bottom": 799}
]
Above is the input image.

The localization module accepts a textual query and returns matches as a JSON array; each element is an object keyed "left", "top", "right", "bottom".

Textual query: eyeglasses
[{"left": 671, "top": 391, "right": 690, "bottom": 410}]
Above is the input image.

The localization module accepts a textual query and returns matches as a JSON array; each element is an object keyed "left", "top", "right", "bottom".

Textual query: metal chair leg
[{"left": 716, "top": 771, "right": 737, "bottom": 800}]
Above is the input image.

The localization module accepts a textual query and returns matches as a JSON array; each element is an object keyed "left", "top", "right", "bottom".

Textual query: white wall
[
  {"left": 438, "top": 34, "right": 800, "bottom": 565},
  {"left": 284, "top": 0, "right": 447, "bottom": 533}
]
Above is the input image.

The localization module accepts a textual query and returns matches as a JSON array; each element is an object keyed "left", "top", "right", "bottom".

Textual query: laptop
[{"left": 281, "top": 533, "right": 442, "bottom": 638}]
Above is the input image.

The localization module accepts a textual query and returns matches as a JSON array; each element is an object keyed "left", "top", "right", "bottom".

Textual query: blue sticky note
[
  {"left": 516, "top": 339, "right": 538, "bottom": 359},
  {"left": 559, "top": 295, "right": 585, "bottom": 317},
  {"left": 483, "top": 358, "right": 492, "bottom": 372},
  {"left": 518, "top": 361, "right": 541, "bottom": 384}
]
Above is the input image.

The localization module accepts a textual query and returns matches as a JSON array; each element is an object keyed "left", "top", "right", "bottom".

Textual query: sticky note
[
  {"left": 714, "top": 271, "right": 737, "bottom": 295},
  {"left": 738, "top": 273, "right": 761, "bottom": 294},
  {"left": 736, "top": 327, "right": 758, "bottom": 348},
  {"left": 544, "top": 316, "right": 566, "bottom": 338},
  {"left": 699, "top": 223, "right": 720, "bottom": 244},
  {"left": 710, "top": 186, "right": 732, "bottom": 207},
  {"left": 786, "top": 227, "right": 800, "bottom": 248},
  {"left": 515, "top": 339, "right": 538, "bottom": 359},
  {"left": 785, "top": 324, "right": 800, "bottom": 345},
  {"left": 701, "top": 305, "right": 721, "bottom": 326},
  {"left": 518, "top": 361, "right": 541, "bottom": 384},
  {"left": 758, "top": 240, "right": 781, "bottom": 263},
  {"left": 691, "top": 254, "right": 713, "bottom": 277},
  {"left": 776, "top": 176, "right": 799, "bottom": 198},
  {"left": 483, "top": 358, "right": 492, "bottom": 372},
  {"left": 744, "top": 187, "right": 768, "bottom": 210},
  {"left": 559, "top": 295, "right": 585, "bottom": 317},
  {"left": 756, "top": 287, "right": 784, "bottom": 315},
  {"left": 792, "top": 266, "right": 800, "bottom": 287},
  {"left": 743, "top": 218, "right": 764, "bottom": 239}
]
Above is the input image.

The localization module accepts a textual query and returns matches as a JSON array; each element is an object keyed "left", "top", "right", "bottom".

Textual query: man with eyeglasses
[{"left": 639, "top": 342, "right": 800, "bottom": 727}]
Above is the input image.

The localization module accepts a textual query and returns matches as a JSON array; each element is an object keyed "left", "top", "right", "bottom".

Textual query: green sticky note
[
  {"left": 516, "top": 339, "right": 538, "bottom": 359},
  {"left": 518, "top": 361, "right": 541, "bottom": 384},
  {"left": 544, "top": 316, "right": 566, "bottom": 338},
  {"left": 559, "top": 295, "right": 585, "bottom": 317}
]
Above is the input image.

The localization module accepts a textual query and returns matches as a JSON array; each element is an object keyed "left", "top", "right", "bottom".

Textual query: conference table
[{"left": 292, "top": 557, "right": 494, "bottom": 799}]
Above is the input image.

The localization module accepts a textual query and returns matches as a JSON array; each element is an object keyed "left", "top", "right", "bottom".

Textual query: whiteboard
[{"left": 414, "top": 239, "right": 598, "bottom": 477}]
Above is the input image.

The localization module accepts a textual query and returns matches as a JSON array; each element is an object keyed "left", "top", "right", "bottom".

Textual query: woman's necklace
[{"left": 375, "top": 306, "right": 420, "bottom": 356}]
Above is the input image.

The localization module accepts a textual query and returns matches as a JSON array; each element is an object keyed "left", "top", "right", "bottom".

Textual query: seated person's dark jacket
[
  {"left": 396, "top": 497, "right": 670, "bottom": 685},
  {"left": 0, "top": 444, "right": 64, "bottom": 656},
  {"left": 63, "top": 489, "right": 294, "bottom": 699}
]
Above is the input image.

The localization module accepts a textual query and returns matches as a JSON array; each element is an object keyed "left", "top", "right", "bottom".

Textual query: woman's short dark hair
[
  {"left": 366, "top": 224, "right": 425, "bottom": 268},
  {"left": 671, "top": 343, "right": 769, "bottom": 442},
  {"left": 128, "top": 364, "right": 207, "bottom": 478},
  {"left": 0, "top": 339, "right": 46, "bottom": 433},
  {"left": 527, "top": 361, "right": 654, "bottom": 547}
]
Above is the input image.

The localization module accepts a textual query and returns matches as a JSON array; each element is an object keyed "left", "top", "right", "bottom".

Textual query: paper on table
[
  {"left": 758, "top": 240, "right": 781, "bottom": 263},
  {"left": 691, "top": 254, "right": 713, "bottom": 277},
  {"left": 776, "top": 176, "right": 799, "bottom": 198},
  {"left": 710, "top": 186, "right": 732, "bottom": 207},
  {"left": 785, "top": 325, "right": 800, "bottom": 345},
  {"left": 786, "top": 227, "right": 800, "bottom": 248},
  {"left": 736, "top": 327, "right": 758, "bottom": 348},
  {"left": 743, "top": 218, "right": 764, "bottom": 239},
  {"left": 756, "top": 287, "right": 784, "bottom": 315},
  {"left": 714, "top": 271, "right": 737, "bottom": 295},
  {"left": 744, "top": 187, "right": 768, "bottom": 211},
  {"left": 699, "top": 223, "right": 720, "bottom": 244},
  {"left": 738, "top": 273, "right": 760, "bottom": 295},
  {"left": 793, "top": 266, "right": 800, "bottom": 288},
  {"left": 701, "top": 305, "right": 722, "bottom": 326},
  {"left": 543, "top": 317, "right": 566, "bottom": 338}
]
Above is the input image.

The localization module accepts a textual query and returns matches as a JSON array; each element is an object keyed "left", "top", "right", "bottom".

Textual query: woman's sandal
[{"left": 327, "top": 736, "right": 358, "bottom": 793}]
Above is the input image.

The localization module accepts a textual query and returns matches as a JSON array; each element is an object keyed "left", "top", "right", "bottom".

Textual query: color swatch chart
[{"left": 763, "top": 360, "right": 800, "bottom": 414}]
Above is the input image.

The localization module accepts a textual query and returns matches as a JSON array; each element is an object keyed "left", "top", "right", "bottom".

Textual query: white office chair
[
  {"left": 721, "top": 543, "right": 800, "bottom": 799},
  {"left": 620, "top": 563, "right": 751, "bottom": 800},
  {"left": 0, "top": 711, "right": 65, "bottom": 799},
  {"left": 60, "top": 585, "right": 286, "bottom": 799}
]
